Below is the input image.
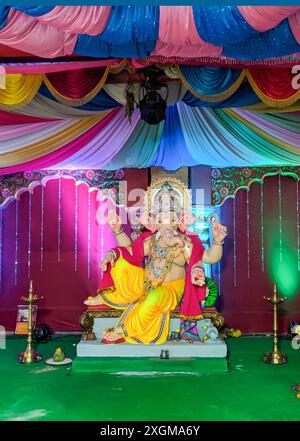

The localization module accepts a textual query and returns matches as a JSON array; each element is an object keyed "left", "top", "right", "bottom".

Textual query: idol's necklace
[{"left": 143, "top": 235, "right": 177, "bottom": 292}]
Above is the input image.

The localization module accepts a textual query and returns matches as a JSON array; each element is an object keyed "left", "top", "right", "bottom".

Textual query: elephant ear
[
  {"left": 179, "top": 210, "right": 197, "bottom": 232},
  {"left": 139, "top": 210, "right": 158, "bottom": 233}
]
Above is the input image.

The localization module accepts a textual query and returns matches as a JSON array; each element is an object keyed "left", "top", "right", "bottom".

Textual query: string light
[
  {"left": 279, "top": 173, "right": 282, "bottom": 263},
  {"left": 218, "top": 206, "right": 221, "bottom": 295},
  {"left": 28, "top": 192, "right": 32, "bottom": 278},
  {"left": 261, "top": 184, "right": 264, "bottom": 272},
  {"left": 246, "top": 189, "right": 250, "bottom": 279},
  {"left": 100, "top": 222, "right": 104, "bottom": 279},
  {"left": 297, "top": 179, "right": 300, "bottom": 271},
  {"left": 233, "top": 197, "right": 237, "bottom": 287},
  {"left": 0, "top": 208, "right": 2, "bottom": 294},
  {"left": 57, "top": 176, "right": 62, "bottom": 262},
  {"left": 40, "top": 185, "right": 44, "bottom": 272},
  {"left": 74, "top": 184, "right": 78, "bottom": 272},
  {"left": 14, "top": 199, "right": 19, "bottom": 286},
  {"left": 87, "top": 190, "right": 91, "bottom": 280}
]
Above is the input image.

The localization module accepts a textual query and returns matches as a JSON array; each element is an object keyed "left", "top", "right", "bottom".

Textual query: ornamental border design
[
  {"left": 0, "top": 169, "right": 125, "bottom": 208},
  {"left": 211, "top": 166, "right": 300, "bottom": 206}
]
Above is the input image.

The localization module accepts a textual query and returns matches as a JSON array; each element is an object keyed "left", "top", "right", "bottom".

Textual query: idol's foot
[
  {"left": 84, "top": 294, "right": 104, "bottom": 306},
  {"left": 102, "top": 327, "right": 124, "bottom": 343}
]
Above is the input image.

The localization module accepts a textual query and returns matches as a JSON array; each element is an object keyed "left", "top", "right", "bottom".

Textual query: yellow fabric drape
[
  {"left": 0, "top": 110, "right": 112, "bottom": 167},
  {"left": 99, "top": 257, "right": 185, "bottom": 345},
  {"left": 0, "top": 74, "right": 43, "bottom": 107}
]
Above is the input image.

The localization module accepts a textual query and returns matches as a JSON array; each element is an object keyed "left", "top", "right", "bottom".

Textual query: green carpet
[
  {"left": 0, "top": 335, "right": 299, "bottom": 421},
  {"left": 72, "top": 356, "right": 228, "bottom": 375}
]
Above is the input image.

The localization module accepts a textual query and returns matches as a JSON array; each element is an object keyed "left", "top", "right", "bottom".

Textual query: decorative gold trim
[
  {"left": 79, "top": 307, "right": 225, "bottom": 340},
  {"left": 144, "top": 176, "right": 192, "bottom": 214}
]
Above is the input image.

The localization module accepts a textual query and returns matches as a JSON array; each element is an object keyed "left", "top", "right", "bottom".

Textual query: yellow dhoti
[{"left": 98, "top": 257, "right": 185, "bottom": 344}]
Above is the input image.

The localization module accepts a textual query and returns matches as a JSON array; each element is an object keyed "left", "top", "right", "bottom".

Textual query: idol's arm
[
  {"left": 114, "top": 230, "right": 132, "bottom": 248},
  {"left": 107, "top": 209, "right": 132, "bottom": 250},
  {"left": 202, "top": 245, "right": 223, "bottom": 265},
  {"left": 202, "top": 222, "right": 227, "bottom": 265}
]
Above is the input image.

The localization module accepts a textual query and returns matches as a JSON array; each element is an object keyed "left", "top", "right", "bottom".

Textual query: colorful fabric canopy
[
  {"left": 1, "top": 101, "right": 300, "bottom": 173},
  {"left": 1, "top": 6, "right": 300, "bottom": 61},
  {"left": 2, "top": 65, "right": 300, "bottom": 110}
]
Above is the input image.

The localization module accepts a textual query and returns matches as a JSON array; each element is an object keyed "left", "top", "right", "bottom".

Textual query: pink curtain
[
  {"left": 0, "top": 9, "right": 76, "bottom": 58},
  {"left": 0, "top": 169, "right": 148, "bottom": 331},
  {"left": 31, "top": 6, "right": 111, "bottom": 36},
  {"left": 289, "top": 12, "right": 300, "bottom": 44},
  {"left": 217, "top": 175, "right": 300, "bottom": 334},
  {"left": 159, "top": 6, "right": 204, "bottom": 46},
  {"left": 238, "top": 6, "right": 300, "bottom": 31},
  {"left": 153, "top": 6, "right": 222, "bottom": 58}
]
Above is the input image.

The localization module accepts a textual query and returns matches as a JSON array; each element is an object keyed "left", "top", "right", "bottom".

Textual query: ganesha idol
[{"left": 84, "top": 178, "right": 227, "bottom": 344}]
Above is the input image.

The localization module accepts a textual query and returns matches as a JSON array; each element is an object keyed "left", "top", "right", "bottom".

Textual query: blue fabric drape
[
  {"left": 74, "top": 5, "right": 158, "bottom": 58},
  {"left": 151, "top": 105, "right": 198, "bottom": 170},
  {"left": 100, "top": 6, "right": 159, "bottom": 43},
  {"left": 13, "top": 6, "right": 54, "bottom": 16},
  {"left": 193, "top": 6, "right": 258, "bottom": 46},
  {"left": 223, "top": 19, "right": 300, "bottom": 60},
  {"left": 74, "top": 38, "right": 155, "bottom": 58},
  {"left": 179, "top": 65, "right": 243, "bottom": 97},
  {"left": 182, "top": 82, "right": 260, "bottom": 108},
  {"left": 106, "top": 119, "right": 164, "bottom": 170},
  {"left": 0, "top": 6, "right": 10, "bottom": 30}
]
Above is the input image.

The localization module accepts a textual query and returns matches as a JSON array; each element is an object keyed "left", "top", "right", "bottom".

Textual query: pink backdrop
[{"left": 0, "top": 168, "right": 148, "bottom": 331}]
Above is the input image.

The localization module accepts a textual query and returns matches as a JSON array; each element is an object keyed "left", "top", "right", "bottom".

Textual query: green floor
[{"left": 0, "top": 335, "right": 299, "bottom": 421}]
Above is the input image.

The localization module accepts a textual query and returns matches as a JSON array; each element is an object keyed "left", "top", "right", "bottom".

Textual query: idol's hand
[
  {"left": 100, "top": 250, "right": 116, "bottom": 271},
  {"left": 107, "top": 209, "right": 122, "bottom": 233},
  {"left": 212, "top": 223, "right": 227, "bottom": 242},
  {"left": 191, "top": 267, "right": 206, "bottom": 286}
]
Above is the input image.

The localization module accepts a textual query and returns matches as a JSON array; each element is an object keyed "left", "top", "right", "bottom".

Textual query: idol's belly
[{"left": 161, "top": 265, "right": 186, "bottom": 283}]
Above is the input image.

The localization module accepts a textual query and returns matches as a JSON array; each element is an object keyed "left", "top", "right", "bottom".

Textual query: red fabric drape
[
  {"left": 45, "top": 67, "right": 109, "bottom": 99},
  {"left": 247, "top": 68, "right": 300, "bottom": 102},
  {"left": 0, "top": 110, "right": 59, "bottom": 125},
  {"left": 218, "top": 175, "right": 300, "bottom": 334}
]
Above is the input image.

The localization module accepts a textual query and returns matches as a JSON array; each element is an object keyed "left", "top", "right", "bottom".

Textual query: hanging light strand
[
  {"left": 246, "top": 189, "right": 250, "bottom": 279},
  {"left": 27, "top": 192, "right": 32, "bottom": 278},
  {"left": 279, "top": 173, "right": 283, "bottom": 263},
  {"left": 57, "top": 176, "right": 62, "bottom": 262},
  {"left": 0, "top": 208, "right": 3, "bottom": 294},
  {"left": 14, "top": 199, "right": 19, "bottom": 286},
  {"left": 218, "top": 206, "right": 221, "bottom": 295},
  {"left": 261, "top": 184, "right": 265, "bottom": 272},
  {"left": 40, "top": 185, "right": 44, "bottom": 272},
  {"left": 297, "top": 179, "right": 300, "bottom": 271},
  {"left": 74, "top": 184, "right": 78, "bottom": 272},
  {"left": 87, "top": 190, "right": 91, "bottom": 280},
  {"left": 233, "top": 197, "right": 237, "bottom": 287}
]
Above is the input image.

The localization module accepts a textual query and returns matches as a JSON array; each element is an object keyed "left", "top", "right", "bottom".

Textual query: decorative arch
[
  {"left": 0, "top": 169, "right": 124, "bottom": 208},
  {"left": 211, "top": 166, "right": 300, "bottom": 206}
]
